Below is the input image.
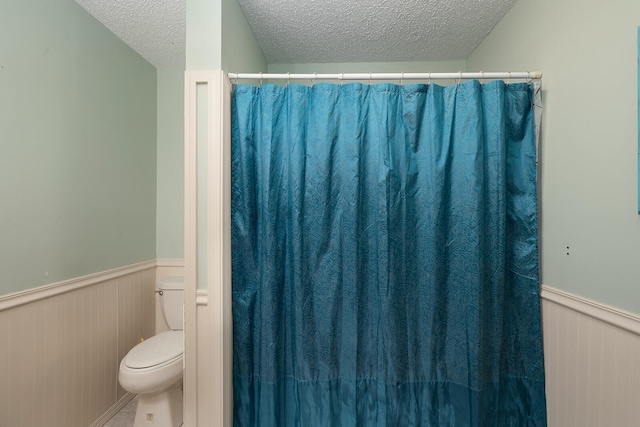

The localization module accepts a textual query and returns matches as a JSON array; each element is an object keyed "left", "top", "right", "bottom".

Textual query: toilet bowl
[
  {"left": 119, "top": 330, "right": 183, "bottom": 394},
  {"left": 118, "top": 276, "right": 184, "bottom": 427}
]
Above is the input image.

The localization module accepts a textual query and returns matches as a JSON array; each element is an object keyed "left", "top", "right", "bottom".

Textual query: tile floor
[{"left": 103, "top": 396, "right": 138, "bottom": 427}]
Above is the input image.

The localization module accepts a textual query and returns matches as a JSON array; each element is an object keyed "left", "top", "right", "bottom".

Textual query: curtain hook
[
  {"left": 312, "top": 72, "right": 317, "bottom": 86},
  {"left": 400, "top": 71, "right": 404, "bottom": 86},
  {"left": 234, "top": 73, "right": 239, "bottom": 85},
  {"left": 428, "top": 71, "right": 431, "bottom": 85},
  {"left": 287, "top": 72, "right": 290, "bottom": 87},
  {"left": 457, "top": 71, "right": 462, "bottom": 85},
  {"left": 259, "top": 72, "right": 263, "bottom": 86},
  {"left": 480, "top": 71, "right": 484, "bottom": 84},
  {"left": 340, "top": 73, "right": 344, "bottom": 85},
  {"left": 369, "top": 72, "right": 372, "bottom": 85},
  {"left": 506, "top": 72, "right": 511, "bottom": 85}
]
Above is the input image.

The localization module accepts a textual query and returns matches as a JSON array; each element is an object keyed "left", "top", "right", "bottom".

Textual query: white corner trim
[
  {"left": 541, "top": 285, "right": 640, "bottom": 336},
  {"left": 0, "top": 260, "right": 156, "bottom": 312}
]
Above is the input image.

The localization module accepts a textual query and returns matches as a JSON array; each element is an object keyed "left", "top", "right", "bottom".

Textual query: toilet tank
[{"left": 158, "top": 276, "right": 184, "bottom": 330}]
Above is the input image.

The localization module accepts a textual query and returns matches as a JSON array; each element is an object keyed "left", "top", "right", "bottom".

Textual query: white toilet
[{"left": 119, "top": 276, "right": 184, "bottom": 427}]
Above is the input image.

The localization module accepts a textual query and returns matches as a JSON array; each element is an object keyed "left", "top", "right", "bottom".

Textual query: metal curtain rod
[{"left": 227, "top": 71, "right": 542, "bottom": 82}]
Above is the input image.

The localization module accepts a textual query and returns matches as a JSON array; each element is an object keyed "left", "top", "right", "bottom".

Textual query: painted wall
[
  {"left": 157, "top": 68, "right": 185, "bottom": 259},
  {"left": 0, "top": 0, "right": 157, "bottom": 295},
  {"left": 222, "top": 0, "right": 267, "bottom": 73},
  {"left": 186, "top": 0, "right": 222, "bottom": 70},
  {"left": 467, "top": 0, "right": 640, "bottom": 315},
  {"left": 268, "top": 60, "right": 467, "bottom": 78}
]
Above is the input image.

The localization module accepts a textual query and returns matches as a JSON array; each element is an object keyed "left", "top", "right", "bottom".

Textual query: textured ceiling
[
  {"left": 75, "top": 0, "right": 186, "bottom": 68},
  {"left": 75, "top": 0, "right": 518, "bottom": 68},
  {"left": 239, "top": 0, "right": 518, "bottom": 64}
]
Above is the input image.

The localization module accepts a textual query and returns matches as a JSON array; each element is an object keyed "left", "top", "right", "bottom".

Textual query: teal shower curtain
[{"left": 231, "top": 81, "right": 547, "bottom": 426}]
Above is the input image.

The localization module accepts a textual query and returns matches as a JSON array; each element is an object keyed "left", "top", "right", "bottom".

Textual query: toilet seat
[
  {"left": 124, "top": 330, "right": 183, "bottom": 369},
  {"left": 119, "top": 331, "right": 184, "bottom": 395}
]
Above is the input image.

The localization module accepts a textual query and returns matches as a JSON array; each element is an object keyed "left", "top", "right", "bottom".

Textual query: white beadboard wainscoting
[
  {"left": 0, "top": 260, "right": 180, "bottom": 427},
  {"left": 541, "top": 285, "right": 640, "bottom": 427}
]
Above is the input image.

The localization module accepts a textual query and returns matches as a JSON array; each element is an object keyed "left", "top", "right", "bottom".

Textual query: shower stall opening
[{"left": 185, "top": 70, "right": 547, "bottom": 427}]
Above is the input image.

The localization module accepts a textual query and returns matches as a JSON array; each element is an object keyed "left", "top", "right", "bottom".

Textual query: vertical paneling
[
  {"left": 541, "top": 300, "right": 558, "bottom": 424},
  {"left": 33, "top": 295, "right": 54, "bottom": 427},
  {"left": 6, "top": 301, "right": 22, "bottom": 426},
  {"left": 0, "top": 310, "right": 10, "bottom": 427},
  {"left": 631, "top": 339, "right": 640, "bottom": 420},
  {"left": 197, "top": 303, "right": 211, "bottom": 425},
  {"left": 118, "top": 269, "right": 156, "bottom": 400},
  {"left": 613, "top": 328, "right": 633, "bottom": 424},
  {"left": 0, "top": 266, "right": 155, "bottom": 427},
  {"left": 543, "top": 298, "right": 640, "bottom": 427},
  {"left": 574, "top": 309, "right": 590, "bottom": 427},
  {"left": 19, "top": 302, "right": 36, "bottom": 427}
]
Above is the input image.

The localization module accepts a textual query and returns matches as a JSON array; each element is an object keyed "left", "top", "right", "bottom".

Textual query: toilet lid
[{"left": 125, "top": 330, "right": 184, "bottom": 369}]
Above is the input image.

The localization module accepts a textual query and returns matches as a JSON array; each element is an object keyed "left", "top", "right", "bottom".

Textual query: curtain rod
[{"left": 227, "top": 71, "right": 542, "bottom": 82}]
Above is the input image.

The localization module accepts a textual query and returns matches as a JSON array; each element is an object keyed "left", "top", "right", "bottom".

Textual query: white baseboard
[{"left": 90, "top": 393, "right": 136, "bottom": 427}]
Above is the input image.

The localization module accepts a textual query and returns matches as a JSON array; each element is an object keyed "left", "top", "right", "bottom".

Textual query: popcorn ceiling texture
[
  {"left": 75, "top": 0, "right": 186, "bottom": 68},
  {"left": 75, "top": 0, "right": 518, "bottom": 67},
  {"left": 237, "top": 0, "right": 519, "bottom": 63}
]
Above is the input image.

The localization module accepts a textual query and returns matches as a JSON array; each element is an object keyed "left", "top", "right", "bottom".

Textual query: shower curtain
[{"left": 231, "top": 80, "right": 547, "bottom": 426}]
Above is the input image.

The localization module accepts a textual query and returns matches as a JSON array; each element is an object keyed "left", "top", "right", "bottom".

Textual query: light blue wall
[
  {"left": 0, "top": 0, "right": 157, "bottom": 295},
  {"left": 186, "top": 0, "right": 267, "bottom": 72},
  {"left": 268, "top": 60, "right": 467, "bottom": 75},
  {"left": 222, "top": 0, "right": 267, "bottom": 73},
  {"left": 186, "top": 0, "right": 221, "bottom": 70},
  {"left": 157, "top": 68, "right": 185, "bottom": 259},
  {"left": 267, "top": 61, "right": 467, "bottom": 85},
  {"left": 468, "top": 0, "right": 640, "bottom": 314}
]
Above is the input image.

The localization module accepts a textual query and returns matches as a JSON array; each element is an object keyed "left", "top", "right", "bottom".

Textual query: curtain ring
[
  {"left": 312, "top": 72, "right": 317, "bottom": 86},
  {"left": 259, "top": 72, "right": 263, "bottom": 86},
  {"left": 428, "top": 72, "right": 431, "bottom": 85},
  {"left": 369, "top": 72, "right": 372, "bottom": 86},
  {"left": 506, "top": 72, "right": 511, "bottom": 85},
  {"left": 480, "top": 71, "right": 485, "bottom": 85},
  {"left": 400, "top": 72, "right": 404, "bottom": 86},
  {"left": 457, "top": 71, "right": 462, "bottom": 85},
  {"left": 340, "top": 73, "right": 344, "bottom": 85},
  {"left": 287, "top": 72, "right": 290, "bottom": 87}
]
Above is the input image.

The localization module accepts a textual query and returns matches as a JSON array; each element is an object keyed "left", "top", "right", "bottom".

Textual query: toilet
[{"left": 119, "top": 276, "right": 184, "bottom": 427}]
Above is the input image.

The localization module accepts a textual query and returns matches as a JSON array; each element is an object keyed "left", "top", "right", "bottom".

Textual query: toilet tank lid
[
  {"left": 124, "top": 331, "right": 184, "bottom": 369},
  {"left": 158, "top": 276, "right": 184, "bottom": 290}
]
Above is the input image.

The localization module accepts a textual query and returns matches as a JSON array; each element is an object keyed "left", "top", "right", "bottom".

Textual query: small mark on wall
[{"left": 566, "top": 246, "right": 570, "bottom": 255}]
